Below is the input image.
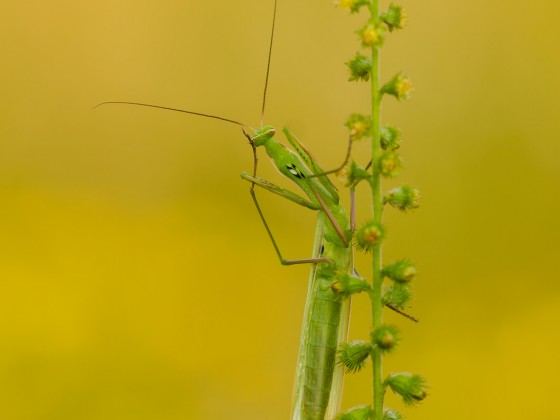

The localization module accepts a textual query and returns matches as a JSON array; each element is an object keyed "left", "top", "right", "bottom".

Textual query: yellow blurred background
[{"left": 1, "top": 0, "right": 559, "bottom": 419}]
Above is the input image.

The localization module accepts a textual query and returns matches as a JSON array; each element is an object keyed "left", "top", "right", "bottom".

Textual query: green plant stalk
[{"left": 369, "top": 1, "right": 385, "bottom": 419}]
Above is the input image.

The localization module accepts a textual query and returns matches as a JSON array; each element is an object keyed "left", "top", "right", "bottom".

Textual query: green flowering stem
[{"left": 368, "top": 0, "right": 385, "bottom": 419}]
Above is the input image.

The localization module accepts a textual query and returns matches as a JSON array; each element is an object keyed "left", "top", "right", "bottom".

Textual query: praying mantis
[{"left": 96, "top": 1, "right": 362, "bottom": 418}]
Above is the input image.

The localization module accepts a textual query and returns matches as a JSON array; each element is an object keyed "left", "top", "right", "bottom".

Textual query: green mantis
[
  {"left": 241, "top": 125, "right": 356, "bottom": 419},
  {"left": 96, "top": 1, "right": 362, "bottom": 418}
]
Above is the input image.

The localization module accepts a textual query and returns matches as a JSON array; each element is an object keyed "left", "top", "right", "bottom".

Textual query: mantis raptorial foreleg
[{"left": 241, "top": 172, "right": 319, "bottom": 210}]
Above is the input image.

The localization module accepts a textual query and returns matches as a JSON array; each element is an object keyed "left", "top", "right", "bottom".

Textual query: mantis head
[{"left": 251, "top": 125, "right": 276, "bottom": 147}]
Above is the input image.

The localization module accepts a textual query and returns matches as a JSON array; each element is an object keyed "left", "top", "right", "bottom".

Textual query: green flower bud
[
  {"left": 381, "top": 4, "right": 407, "bottom": 32},
  {"left": 372, "top": 325, "right": 400, "bottom": 353},
  {"left": 338, "top": 341, "right": 372, "bottom": 373},
  {"left": 380, "top": 125, "right": 402, "bottom": 150},
  {"left": 383, "top": 408, "right": 402, "bottom": 420},
  {"left": 378, "top": 151, "right": 403, "bottom": 178},
  {"left": 332, "top": 274, "right": 371, "bottom": 297},
  {"left": 355, "top": 221, "right": 385, "bottom": 252},
  {"left": 346, "top": 52, "right": 372, "bottom": 82},
  {"left": 345, "top": 113, "right": 372, "bottom": 140},
  {"left": 335, "top": 0, "right": 370, "bottom": 14},
  {"left": 385, "top": 372, "right": 427, "bottom": 405},
  {"left": 382, "top": 284, "right": 411, "bottom": 310},
  {"left": 382, "top": 259, "right": 416, "bottom": 283},
  {"left": 384, "top": 185, "right": 420, "bottom": 211},
  {"left": 337, "top": 405, "right": 373, "bottom": 420},
  {"left": 338, "top": 160, "right": 370, "bottom": 187},
  {"left": 357, "top": 22, "right": 385, "bottom": 48},
  {"left": 381, "top": 72, "right": 412, "bottom": 101}
]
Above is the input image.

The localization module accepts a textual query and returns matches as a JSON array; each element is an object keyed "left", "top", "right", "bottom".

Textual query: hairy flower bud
[
  {"left": 345, "top": 113, "right": 372, "bottom": 140},
  {"left": 338, "top": 341, "right": 372, "bottom": 373},
  {"left": 384, "top": 373, "right": 427, "bottom": 405},
  {"left": 381, "top": 4, "right": 407, "bottom": 31},
  {"left": 358, "top": 22, "right": 385, "bottom": 48},
  {"left": 332, "top": 274, "right": 371, "bottom": 297},
  {"left": 381, "top": 72, "right": 412, "bottom": 101},
  {"left": 346, "top": 53, "right": 372, "bottom": 82},
  {"left": 355, "top": 221, "right": 385, "bottom": 252},
  {"left": 372, "top": 325, "right": 400, "bottom": 353},
  {"left": 382, "top": 259, "right": 416, "bottom": 283},
  {"left": 382, "top": 284, "right": 411, "bottom": 310},
  {"left": 378, "top": 151, "right": 403, "bottom": 178},
  {"left": 348, "top": 161, "right": 371, "bottom": 184},
  {"left": 380, "top": 125, "right": 402, "bottom": 150},
  {"left": 384, "top": 185, "right": 420, "bottom": 211}
]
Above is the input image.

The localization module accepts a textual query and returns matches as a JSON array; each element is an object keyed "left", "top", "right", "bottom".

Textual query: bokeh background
[{"left": 1, "top": 0, "right": 559, "bottom": 419}]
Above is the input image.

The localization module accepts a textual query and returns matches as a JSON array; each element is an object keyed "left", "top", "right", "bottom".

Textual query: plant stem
[{"left": 369, "top": 0, "right": 384, "bottom": 419}]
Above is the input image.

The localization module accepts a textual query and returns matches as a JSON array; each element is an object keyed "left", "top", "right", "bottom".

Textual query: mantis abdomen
[{"left": 303, "top": 276, "right": 343, "bottom": 419}]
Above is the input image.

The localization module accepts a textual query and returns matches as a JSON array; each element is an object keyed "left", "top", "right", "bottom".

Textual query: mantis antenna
[
  {"left": 260, "top": 0, "right": 278, "bottom": 127},
  {"left": 93, "top": 101, "right": 248, "bottom": 129}
]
